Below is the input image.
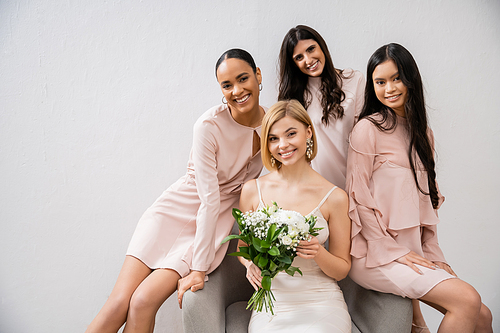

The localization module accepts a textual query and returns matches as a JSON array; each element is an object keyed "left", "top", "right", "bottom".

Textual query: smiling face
[
  {"left": 372, "top": 59, "right": 408, "bottom": 117},
  {"left": 292, "top": 39, "right": 326, "bottom": 77},
  {"left": 268, "top": 115, "right": 312, "bottom": 167},
  {"left": 216, "top": 58, "right": 262, "bottom": 118}
]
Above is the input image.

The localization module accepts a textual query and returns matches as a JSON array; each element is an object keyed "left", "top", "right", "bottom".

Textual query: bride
[{"left": 237, "top": 99, "right": 352, "bottom": 332}]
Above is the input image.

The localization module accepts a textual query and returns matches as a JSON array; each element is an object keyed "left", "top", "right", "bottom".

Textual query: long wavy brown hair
[{"left": 278, "top": 25, "right": 348, "bottom": 125}]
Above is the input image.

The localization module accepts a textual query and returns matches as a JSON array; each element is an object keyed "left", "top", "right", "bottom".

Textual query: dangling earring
[
  {"left": 222, "top": 96, "right": 227, "bottom": 104},
  {"left": 306, "top": 138, "right": 313, "bottom": 159},
  {"left": 259, "top": 83, "right": 263, "bottom": 91},
  {"left": 270, "top": 156, "right": 276, "bottom": 168}
]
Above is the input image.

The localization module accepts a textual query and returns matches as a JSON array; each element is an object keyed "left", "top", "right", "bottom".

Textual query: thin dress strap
[
  {"left": 255, "top": 178, "right": 265, "bottom": 207},
  {"left": 316, "top": 186, "right": 338, "bottom": 210}
]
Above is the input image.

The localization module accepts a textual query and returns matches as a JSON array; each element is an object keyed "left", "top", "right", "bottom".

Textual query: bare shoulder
[
  {"left": 309, "top": 171, "right": 347, "bottom": 207},
  {"left": 240, "top": 179, "right": 260, "bottom": 212},
  {"left": 241, "top": 179, "right": 258, "bottom": 200},
  {"left": 325, "top": 186, "right": 348, "bottom": 208}
]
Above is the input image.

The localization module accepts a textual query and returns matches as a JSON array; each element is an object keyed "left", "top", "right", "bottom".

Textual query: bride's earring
[
  {"left": 270, "top": 156, "right": 276, "bottom": 168},
  {"left": 306, "top": 138, "right": 313, "bottom": 159}
]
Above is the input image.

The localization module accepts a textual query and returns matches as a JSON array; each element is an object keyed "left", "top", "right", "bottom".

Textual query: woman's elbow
[{"left": 336, "top": 261, "right": 351, "bottom": 281}]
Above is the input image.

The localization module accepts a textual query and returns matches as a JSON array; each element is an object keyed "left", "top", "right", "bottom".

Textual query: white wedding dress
[{"left": 248, "top": 180, "right": 351, "bottom": 333}]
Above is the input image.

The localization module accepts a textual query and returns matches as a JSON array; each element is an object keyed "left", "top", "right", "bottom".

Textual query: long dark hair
[
  {"left": 360, "top": 43, "right": 439, "bottom": 208},
  {"left": 278, "top": 25, "right": 347, "bottom": 125},
  {"left": 215, "top": 48, "right": 257, "bottom": 77}
]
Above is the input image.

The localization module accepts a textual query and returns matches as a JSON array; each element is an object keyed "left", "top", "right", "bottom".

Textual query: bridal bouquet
[{"left": 221, "top": 202, "right": 321, "bottom": 315}]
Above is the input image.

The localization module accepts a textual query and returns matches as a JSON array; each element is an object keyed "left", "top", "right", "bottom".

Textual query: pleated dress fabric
[
  {"left": 248, "top": 180, "right": 351, "bottom": 333},
  {"left": 308, "top": 68, "right": 365, "bottom": 190},
  {"left": 126, "top": 104, "right": 265, "bottom": 278},
  {"left": 346, "top": 114, "right": 455, "bottom": 299}
]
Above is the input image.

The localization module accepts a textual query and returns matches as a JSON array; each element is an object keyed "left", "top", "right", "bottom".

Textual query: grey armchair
[{"left": 182, "top": 225, "right": 412, "bottom": 333}]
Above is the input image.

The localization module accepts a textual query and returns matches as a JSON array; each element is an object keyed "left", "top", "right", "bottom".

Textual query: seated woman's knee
[
  {"left": 128, "top": 289, "right": 156, "bottom": 316},
  {"left": 106, "top": 291, "right": 133, "bottom": 318},
  {"left": 459, "top": 284, "right": 482, "bottom": 315}
]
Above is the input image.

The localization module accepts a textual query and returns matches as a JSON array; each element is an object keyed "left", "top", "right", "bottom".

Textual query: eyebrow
[
  {"left": 269, "top": 126, "right": 298, "bottom": 136},
  {"left": 220, "top": 72, "right": 250, "bottom": 85},
  {"left": 293, "top": 43, "right": 317, "bottom": 58},
  {"left": 374, "top": 71, "right": 399, "bottom": 81}
]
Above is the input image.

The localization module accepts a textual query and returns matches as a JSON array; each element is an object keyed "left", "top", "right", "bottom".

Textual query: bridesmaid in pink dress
[
  {"left": 85, "top": 49, "right": 267, "bottom": 333},
  {"left": 346, "top": 43, "right": 492, "bottom": 333},
  {"left": 278, "top": 25, "right": 365, "bottom": 190}
]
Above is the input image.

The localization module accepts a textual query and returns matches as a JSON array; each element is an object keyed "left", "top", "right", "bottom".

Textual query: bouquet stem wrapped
[{"left": 221, "top": 202, "right": 321, "bottom": 315}]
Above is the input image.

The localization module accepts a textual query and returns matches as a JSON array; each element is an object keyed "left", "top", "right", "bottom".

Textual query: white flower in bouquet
[
  {"left": 221, "top": 202, "right": 322, "bottom": 315},
  {"left": 281, "top": 235, "right": 293, "bottom": 246},
  {"left": 296, "top": 219, "right": 310, "bottom": 234},
  {"left": 287, "top": 226, "right": 298, "bottom": 239}
]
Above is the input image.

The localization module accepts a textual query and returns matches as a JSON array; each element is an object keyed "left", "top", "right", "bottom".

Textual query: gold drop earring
[{"left": 306, "top": 138, "right": 313, "bottom": 159}]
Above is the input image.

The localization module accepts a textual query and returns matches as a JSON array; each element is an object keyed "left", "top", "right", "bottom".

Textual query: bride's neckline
[{"left": 255, "top": 179, "right": 337, "bottom": 218}]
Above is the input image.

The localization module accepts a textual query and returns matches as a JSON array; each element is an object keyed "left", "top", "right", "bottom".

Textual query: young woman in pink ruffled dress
[
  {"left": 346, "top": 43, "right": 493, "bottom": 333},
  {"left": 85, "top": 49, "right": 267, "bottom": 333}
]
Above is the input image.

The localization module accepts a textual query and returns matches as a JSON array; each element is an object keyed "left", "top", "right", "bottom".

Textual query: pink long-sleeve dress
[
  {"left": 308, "top": 68, "right": 365, "bottom": 190},
  {"left": 346, "top": 114, "right": 455, "bottom": 299},
  {"left": 126, "top": 104, "right": 265, "bottom": 277}
]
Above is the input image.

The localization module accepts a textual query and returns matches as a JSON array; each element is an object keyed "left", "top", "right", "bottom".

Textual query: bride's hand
[
  {"left": 244, "top": 260, "right": 263, "bottom": 290},
  {"left": 296, "top": 235, "right": 320, "bottom": 259}
]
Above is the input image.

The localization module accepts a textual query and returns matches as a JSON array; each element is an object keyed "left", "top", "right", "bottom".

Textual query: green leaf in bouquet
[
  {"left": 233, "top": 209, "right": 245, "bottom": 229},
  {"left": 269, "top": 259, "right": 278, "bottom": 272},
  {"left": 278, "top": 255, "right": 292, "bottom": 264},
  {"left": 239, "top": 234, "right": 251, "bottom": 245},
  {"left": 220, "top": 234, "right": 243, "bottom": 244},
  {"left": 272, "top": 226, "right": 285, "bottom": 242},
  {"left": 252, "top": 237, "right": 264, "bottom": 253},
  {"left": 260, "top": 239, "right": 271, "bottom": 249},
  {"left": 249, "top": 246, "right": 257, "bottom": 258},
  {"left": 239, "top": 246, "right": 249, "bottom": 254},
  {"left": 261, "top": 275, "right": 272, "bottom": 291},
  {"left": 268, "top": 246, "right": 280, "bottom": 256},
  {"left": 232, "top": 208, "right": 242, "bottom": 221},
  {"left": 227, "top": 252, "right": 251, "bottom": 259},
  {"left": 258, "top": 255, "right": 268, "bottom": 268},
  {"left": 266, "top": 224, "right": 276, "bottom": 243},
  {"left": 285, "top": 266, "right": 303, "bottom": 277},
  {"left": 307, "top": 215, "right": 317, "bottom": 227},
  {"left": 253, "top": 253, "right": 261, "bottom": 266}
]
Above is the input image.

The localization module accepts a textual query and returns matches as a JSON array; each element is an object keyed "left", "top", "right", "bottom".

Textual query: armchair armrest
[
  {"left": 183, "top": 235, "right": 254, "bottom": 333},
  {"left": 339, "top": 276, "right": 413, "bottom": 333}
]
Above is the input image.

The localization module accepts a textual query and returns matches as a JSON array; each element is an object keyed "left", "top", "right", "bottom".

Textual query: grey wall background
[{"left": 1, "top": 0, "right": 498, "bottom": 332}]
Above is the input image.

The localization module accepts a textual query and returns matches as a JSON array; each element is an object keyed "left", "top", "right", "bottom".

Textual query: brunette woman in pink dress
[
  {"left": 278, "top": 25, "right": 364, "bottom": 190},
  {"left": 346, "top": 43, "right": 493, "bottom": 333},
  {"left": 85, "top": 49, "right": 267, "bottom": 333}
]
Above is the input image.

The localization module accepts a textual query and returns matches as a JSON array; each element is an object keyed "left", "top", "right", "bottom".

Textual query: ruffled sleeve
[
  {"left": 190, "top": 117, "right": 221, "bottom": 272},
  {"left": 421, "top": 128, "right": 447, "bottom": 263},
  {"left": 346, "top": 119, "right": 411, "bottom": 267}
]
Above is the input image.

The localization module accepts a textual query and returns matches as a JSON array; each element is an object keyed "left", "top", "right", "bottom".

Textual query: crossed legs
[
  {"left": 419, "top": 278, "right": 492, "bottom": 333},
  {"left": 85, "top": 256, "right": 181, "bottom": 333}
]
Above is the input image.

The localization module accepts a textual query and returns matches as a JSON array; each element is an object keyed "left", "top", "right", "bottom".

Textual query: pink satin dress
[
  {"left": 308, "top": 68, "right": 365, "bottom": 190},
  {"left": 346, "top": 114, "right": 455, "bottom": 299},
  {"left": 126, "top": 104, "right": 265, "bottom": 277}
]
